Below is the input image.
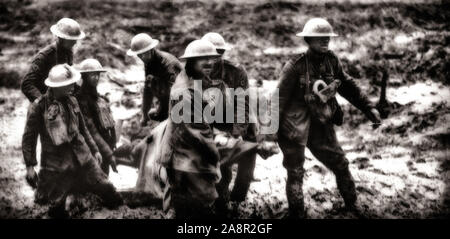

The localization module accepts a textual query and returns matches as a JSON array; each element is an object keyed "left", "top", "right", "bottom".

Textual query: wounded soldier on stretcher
[{"left": 113, "top": 105, "right": 279, "bottom": 208}]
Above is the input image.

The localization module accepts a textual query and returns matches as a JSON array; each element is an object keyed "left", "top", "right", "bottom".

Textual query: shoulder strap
[
  {"left": 33, "top": 95, "right": 44, "bottom": 105},
  {"left": 304, "top": 54, "right": 311, "bottom": 95},
  {"left": 222, "top": 62, "right": 226, "bottom": 82},
  {"left": 324, "top": 56, "right": 335, "bottom": 77}
]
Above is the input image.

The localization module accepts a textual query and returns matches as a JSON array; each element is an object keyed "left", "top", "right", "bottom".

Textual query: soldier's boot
[
  {"left": 286, "top": 167, "right": 306, "bottom": 219},
  {"left": 335, "top": 173, "right": 365, "bottom": 219},
  {"left": 215, "top": 165, "right": 233, "bottom": 217},
  {"left": 48, "top": 204, "right": 70, "bottom": 219},
  {"left": 96, "top": 182, "right": 124, "bottom": 209},
  {"left": 173, "top": 198, "right": 214, "bottom": 219},
  {"left": 64, "top": 194, "right": 85, "bottom": 217},
  {"left": 230, "top": 154, "right": 256, "bottom": 202},
  {"left": 48, "top": 201, "right": 70, "bottom": 219},
  {"left": 48, "top": 193, "right": 72, "bottom": 219}
]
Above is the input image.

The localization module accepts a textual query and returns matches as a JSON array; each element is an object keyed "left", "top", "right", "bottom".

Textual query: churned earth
[{"left": 0, "top": 0, "right": 448, "bottom": 218}]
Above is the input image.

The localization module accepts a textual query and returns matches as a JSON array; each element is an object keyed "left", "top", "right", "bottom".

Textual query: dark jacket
[
  {"left": 159, "top": 70, "right": 220, "bottom": 177},
  {"left": 142, "top": 49, "right": 182, "bottom": 124},
  {"left": 21, "top": 43, "right": 73, "bottom": 102},
  {"left": 76, "top": 85, "right": 116, "bottom": 160},
  {"left": 22, "top": 91, "right": 99, "bottom": 172},
  {"left": 276, "top": 50, "right": 374, "bottom": 145},
  {"left": 210, "top": 59, "right": 254, "bottom": 139}
]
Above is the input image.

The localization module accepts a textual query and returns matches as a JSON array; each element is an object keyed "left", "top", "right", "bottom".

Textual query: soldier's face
[
  {"left": 58, "top": 38, "right": 77, "bottom": 50},
  {"left": 194, "top": 57, "right": 216, "bottom": 76},
  {"left": 84, "top": 72, "right": 100, "bottom": 87},
  {"left": 307, "top": 37, "right": 330, "bottom": 53},
  {"left": 53, "top": 83, "right": 75, "bottom": 98},
  {"left": 137, "top": 50, "right": 153, "bottom": 63},
  {"left": 130, "top": 120, "right": 140, "bottom": 135}
]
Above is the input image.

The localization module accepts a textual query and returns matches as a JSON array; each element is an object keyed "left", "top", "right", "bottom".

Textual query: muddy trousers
[
  {"left": 278, "top": 123, "right": 356, "bottom": 218},
  {"left": 35, "top": 160, "right": 123, "bottom": 218},
  {"left": 215, "top": 152, "right": 257, "bottom": 212},
  {"left": 165, "top": 169, "right": 219, "bottom": 219}
]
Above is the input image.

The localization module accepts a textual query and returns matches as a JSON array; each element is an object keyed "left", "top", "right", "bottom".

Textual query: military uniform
[
  {"left": 76, "top": 85, "right": 116, "bottom": 174},
  {"left": 210, "top": 59, "right": 258, "bottom": 206},
  {"left": 113, "top": 124, "right": 154, "bottom": 168},
  {"left": 158, "top": 70, "right": 221, "bottom": 219},
  {"left": 21, "top": 43, "right": 73, "bottom": 102},
  {"left": 22, "top": 91, "right": 122, "bottom": 216},
  {"left": 141, "top": 49, "right": 182, "bottom": 125},
  {"left": 276, "top": 49, "right": 375, "bottom": 217}
]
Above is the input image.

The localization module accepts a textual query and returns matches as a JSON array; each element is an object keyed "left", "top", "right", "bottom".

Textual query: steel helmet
[
  {"left": 127, "top": 33, "right": 159, "bottom": 56},
  {"left": 201, "top": 32, "right": 232, "bottom": 51},
  {"left": 77, "top": 59, "right": 107, "bottom": 73},
  {"left": 50, "top": 18, "right": 86, "bottom": 40},
  {"left": 45, "top": 64, "right": 81, "bottom": 88},
  {"left": 296, "top": 18, "right": 338, "bottom": 37},
  {"left": 179, "top": 39, "right": 220, "bottom": 59}
]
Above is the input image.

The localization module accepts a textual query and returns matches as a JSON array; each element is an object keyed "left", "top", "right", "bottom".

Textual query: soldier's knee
[
  {"left": 279, "top": 140, "right": 305, "bottom": 168},
  {"left": 282, "top": 150, "right": 305, "bottom": 169},
  {"left": 236, "top": 155, "right": 256, "bottom": 176},
  {"left": 330, "top": 156, "right": 350, "bottom": 174}
]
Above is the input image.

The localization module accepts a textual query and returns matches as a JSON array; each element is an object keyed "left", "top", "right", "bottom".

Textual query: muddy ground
[{"left": 0, "top": 0, "right": 449, "bottom": 218}]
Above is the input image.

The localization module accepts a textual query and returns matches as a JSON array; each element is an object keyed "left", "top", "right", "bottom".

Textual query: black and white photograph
[{"left": 0, "top": 0, "right": 448, "bottom": 223}]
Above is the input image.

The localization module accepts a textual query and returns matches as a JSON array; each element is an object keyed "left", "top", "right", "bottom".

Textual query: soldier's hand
[
  {"left": 257, "top": 141, "right": 280, "bottom": 160},
  {"left": 94, "top": 152, "right": 103, "bottom": 165},
  {"left": 108, "top": 155, "right": 118, "bottom": 173},
  {"left": 25, "top": 166, "right": 38, "bottom": 189},
  {"left": 214, "top": 134, "right": 229, "bottom": 146}
]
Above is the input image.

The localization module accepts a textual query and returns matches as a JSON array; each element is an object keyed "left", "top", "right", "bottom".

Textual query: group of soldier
[{"left": 21, "top": 17, "right": 381, "bottom": 219}]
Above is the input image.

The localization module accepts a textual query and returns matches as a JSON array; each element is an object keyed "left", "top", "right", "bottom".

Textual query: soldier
[
  {"left": 75, "top": 59, "right": 118, "bottom": 175},
  {"left": 158, "top": 39, "right": 222, "bottom": 219},
  {"left": 21, "top": 18, "right": 85, "bottom": 102},
  {"left": 274, "top": 18, "right": 382, "bottom": 218},
  {"left": 22, "top": 64, "right": 123, "bottom": 218},
  {"left": 126, "top": 33, "right": 182, "bottom": 126},
  {"left": 113, "top": 98, "right": 161, "bottom": 168},
  {"left": 201, "top": 32, "right": 258, "bottom": 212}
]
